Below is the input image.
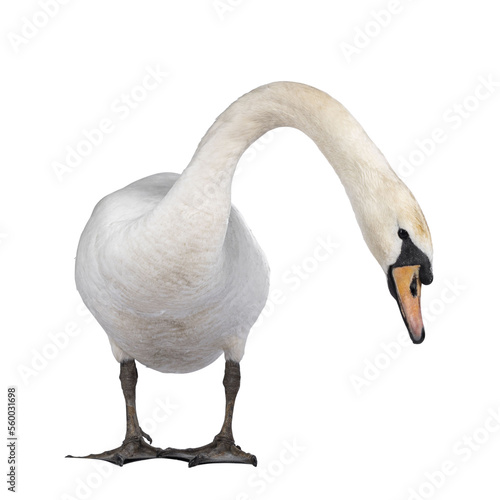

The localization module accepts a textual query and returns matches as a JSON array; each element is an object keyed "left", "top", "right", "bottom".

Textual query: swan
[{"left": 67, "top": 82, "right": 433, "bottom": 467}]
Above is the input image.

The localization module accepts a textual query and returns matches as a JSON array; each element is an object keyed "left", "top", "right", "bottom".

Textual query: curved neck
[{"left": 146, "top": 82, "right": 400, "bottom": 261}]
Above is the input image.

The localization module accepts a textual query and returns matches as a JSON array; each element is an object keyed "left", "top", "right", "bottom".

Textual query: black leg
[
  {"left": 216, "top": 360, "right": 240, "bottom": 442},
  {"left": 160, "top": 360, "right": 257, "bottom": 467},
  {"left": 66, "top": 360, "right": 161, "bottom": 466}
]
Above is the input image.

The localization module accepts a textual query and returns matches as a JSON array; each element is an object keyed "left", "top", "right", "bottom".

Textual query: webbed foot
[
  {"left": 67, "top": 436, "right": 161, "bottom": 467},
  {"left": 159, "top": 436, "right": 257, "bottom": 467}
]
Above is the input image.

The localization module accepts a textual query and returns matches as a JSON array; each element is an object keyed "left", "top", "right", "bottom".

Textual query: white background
[{"left": 2, "top": 1, "right": 500, "bottom": 499}]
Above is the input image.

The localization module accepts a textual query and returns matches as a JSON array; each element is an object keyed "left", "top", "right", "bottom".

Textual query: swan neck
[
  {"left": 182, "top": 82, "right": 391, "bottom": 201},
  {"left": 148, "top": 82, "right": 398, "bottom": 271}
]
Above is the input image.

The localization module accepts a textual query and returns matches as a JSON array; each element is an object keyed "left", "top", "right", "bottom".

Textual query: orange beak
[{"left": 392, "top": 265, "right": 425, "bottom": 343}]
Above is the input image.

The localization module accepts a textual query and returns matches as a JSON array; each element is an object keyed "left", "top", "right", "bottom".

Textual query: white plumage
[
  {"left": 71, "top": 82, "right": 433, "bottom": 467},
  {"left": 76, "top": 172, "right": 269, "bottom": 373}
]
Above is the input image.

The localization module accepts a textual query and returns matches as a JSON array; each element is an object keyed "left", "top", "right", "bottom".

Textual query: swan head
[
  {"left": 385, "top": 225, "right": 433, "bottom": 344},
  {"left": 353, "top": 177, "right": 433, "bottom": 344}
]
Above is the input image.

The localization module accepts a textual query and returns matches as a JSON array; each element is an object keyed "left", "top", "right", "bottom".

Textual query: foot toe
[
  {"left": 67, "top": 438, "right": 160, "bottom": 466},
  {"left": 160, "top": 440, "right": 256, "bottom": 467},
  {"left": 140, "top": 429, "right": 153, "bottom": 444}
]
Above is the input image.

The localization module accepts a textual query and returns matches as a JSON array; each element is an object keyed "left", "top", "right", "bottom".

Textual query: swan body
[
  {"left": 71, "top": 82, "right": 433, "bottom": 467},
  {"left": 76, "top": 172, "right": 269, "bottom": 373}
]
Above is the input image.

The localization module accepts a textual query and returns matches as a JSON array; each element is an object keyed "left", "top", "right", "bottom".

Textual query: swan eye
[{"left": 398, "top": 228, "right": 409, "bottom": 240}]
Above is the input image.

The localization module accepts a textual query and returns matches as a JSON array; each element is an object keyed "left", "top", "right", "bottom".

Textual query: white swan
[{"left": 68, "top": 82, "right": 433, "bottom": 467}]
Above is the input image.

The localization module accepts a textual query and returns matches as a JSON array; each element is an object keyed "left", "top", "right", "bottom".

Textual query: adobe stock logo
[
  {"left": 350, "top": 277, "right": 467, "bottom": 395},
  {"left": 212, "top": 0, "right": 245, "bottom": 21},
  {"left": 17, "top": 302, "right": 93, "bottom": 385},
  {"left": 396, "top": 74, "right": 499, "bottom": 179},
  {"left": 253, "top": 235, "right": 340, "bottom": 329},
  {"left": 232, "top": 439, "right": 306, "bottom": 499},
  {"left": 405, "top": 406, "right": 500, "bottom": 500},
  {"left": 339, "top": 0, "right": 413, "bottom": 64},
  {"left": 7, "top": 0, "right": 72, "bottom": 54},
  {"left": 51, "top": 65, "right": 169, "bottom": 182}
]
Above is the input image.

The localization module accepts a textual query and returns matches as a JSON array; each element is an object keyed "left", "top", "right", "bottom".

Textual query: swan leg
[
  {"left": 159, "top": 360, "right": 257, "bottom": 467},
  {"left": 66, "top": 359, "right": 161, "bottom": 466}
]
